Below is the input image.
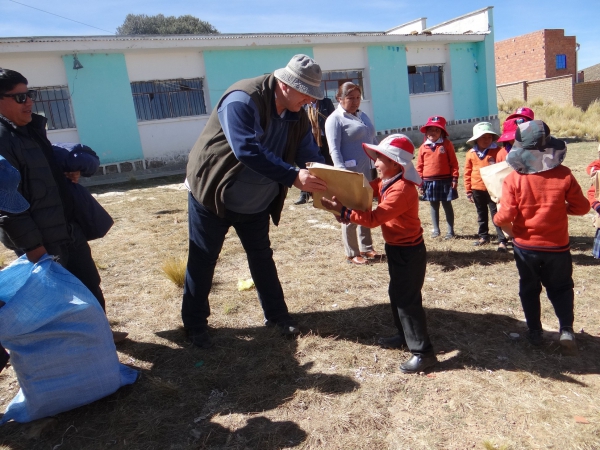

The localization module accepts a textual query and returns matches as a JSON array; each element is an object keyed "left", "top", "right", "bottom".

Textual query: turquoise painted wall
[
  {"left": 367, "top": 45, "right": 411, "bottom": 131},
  {"left": 449, "top": 42, "right": 488, "bottom": 120},
  {"left": 203, "top": 48, "right": 313, "bottom": 108},
  {"left": 63, "top": 53, "right": 143, "bottom": 164}
]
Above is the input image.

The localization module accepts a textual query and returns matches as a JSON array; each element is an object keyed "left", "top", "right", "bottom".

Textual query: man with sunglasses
[{"left": 0, "top": 68, "right": 127, "bottom": 343}]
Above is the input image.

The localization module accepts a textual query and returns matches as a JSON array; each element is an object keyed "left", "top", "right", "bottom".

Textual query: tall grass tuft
[
  {"left": 161, "top": 256, "right": 187, "bottom": 288},
  {"left": 498, "top": 99, "right": 600, "bottom": 140}
]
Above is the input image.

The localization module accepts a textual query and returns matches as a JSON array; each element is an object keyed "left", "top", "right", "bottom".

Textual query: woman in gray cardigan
[{"left": 325, "top": 82, "right": 381, "bottom": 265}]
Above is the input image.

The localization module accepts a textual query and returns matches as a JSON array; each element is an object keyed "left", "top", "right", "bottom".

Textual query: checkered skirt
[
  {"left": 420, "top": 179, "right": 458, "bottom": 202},
  {"left": 593, "top": 228, "right": 600, "bottom": 259}
]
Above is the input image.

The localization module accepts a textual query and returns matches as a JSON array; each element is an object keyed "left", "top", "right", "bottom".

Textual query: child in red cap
[
  {"left": 497, "top": 118, "right": 527, "bottom": 162},
  {"left": 586, "top": 158, "right": 600, "bottom": 258},
  {"left": 416, "top": 116, "right": 459, "bottom": 239},
  {"left": 321, "top": 134, "right": 437, "bottom": 374}
]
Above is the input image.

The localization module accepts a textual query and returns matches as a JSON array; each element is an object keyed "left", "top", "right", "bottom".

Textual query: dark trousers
[
  {"left": 385, "top": 241, "right": 433, "bottom": 356},
  {"left": 182, "top": 193, "right": 289, "bottom": 332},
  {"left": 513, "top": 247, "right": 575, "bottom": 331},
  {"left": 472, "top": 189, "right": 506, "bottom": 243},
  {"left": 16, "top": 222, "right": 105, "bottom": 311}
]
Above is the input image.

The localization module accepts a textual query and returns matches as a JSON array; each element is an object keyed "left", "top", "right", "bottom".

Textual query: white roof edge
[
  {"left": 385, "top": 18, "right": 426, "bottom": 34},
  {"left": 424, "top": 6, "right": 493, "bottom": 31}
]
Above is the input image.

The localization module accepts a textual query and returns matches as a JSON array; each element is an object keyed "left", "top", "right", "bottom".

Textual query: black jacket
[{"left": 0, "top": 114, "right": 73, "bottom": 252}]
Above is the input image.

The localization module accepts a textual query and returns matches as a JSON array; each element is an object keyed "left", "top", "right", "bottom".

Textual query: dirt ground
[{"left": 1, "top": 141, "right": 600, "bottom": 450}]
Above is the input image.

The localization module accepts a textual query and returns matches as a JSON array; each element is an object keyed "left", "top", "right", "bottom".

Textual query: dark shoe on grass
[
  {"left": 112, "top": 330, "right": 129, "bottom": 344},
  {"left": 265, "top": 317, "right": 300, "bottom": 337},
  {"left": 559, "top": 328, "right": 578, "bottom": 355},
  {"left": 526, "top": 329, "right": 544, "bottom": 346},
  {"left": 473, "top": 238, "right": 490, "bottom": 246},
  {"left": 188, "top": 329, "right": 213, "bottom": 349},
  {"left": 399, "top": 354, "right": 438, "bottom": 374},
  {"left": 294, "top": 192, "right": 309, "bottom": 205},
  {"left": 497, "top": 242, "right": 508, "bottom": 253},
  {"left": 378, "top": 334, "right": 407, "bottom": 349}
]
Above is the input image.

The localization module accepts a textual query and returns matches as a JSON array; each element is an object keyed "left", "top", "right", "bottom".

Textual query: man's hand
[
  {"left": 25, "top": 245, "right": 47, "bottom": 263},
  {"left": 293, "top": 169, "right": 327, "bottom": 192},
  {"left": 64, "top": 171, "right": 81, "bottom": 184}
]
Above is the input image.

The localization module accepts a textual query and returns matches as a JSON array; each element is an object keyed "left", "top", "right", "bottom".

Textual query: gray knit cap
[{"left": 274, "top": 54, "right": 324, "bottom": 100}]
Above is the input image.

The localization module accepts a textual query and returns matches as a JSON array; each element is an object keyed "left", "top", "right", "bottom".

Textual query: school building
[{"left": 0, "top": 7, "right": 498, "bottom": 179}]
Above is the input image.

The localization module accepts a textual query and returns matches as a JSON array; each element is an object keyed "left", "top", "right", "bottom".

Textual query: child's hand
[
  {"left": 451, "top": 181, "right": 457, "bottom": 189},
  {"left": 320, "top": 196, "right": 343, "bottom": 213},
  {"left": 466, "top": 192, "right": 474, "bottom": 203}
]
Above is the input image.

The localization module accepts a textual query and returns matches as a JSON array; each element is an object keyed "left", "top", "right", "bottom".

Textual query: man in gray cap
[{"left": 184, "top": 54, "right": 328, "bottom": 348}]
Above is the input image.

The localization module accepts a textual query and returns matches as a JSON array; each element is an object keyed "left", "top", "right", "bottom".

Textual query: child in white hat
[
  {"left": 321, "top": 134, "right": 437, "bottom": 374},
  {"left": 464, "top": 122, "right": 509, "bottom": 252}
]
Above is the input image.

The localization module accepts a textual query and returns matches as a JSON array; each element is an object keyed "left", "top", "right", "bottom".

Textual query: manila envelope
[{"left": 306, "top": 162, "right": 373, "bottom": 214}]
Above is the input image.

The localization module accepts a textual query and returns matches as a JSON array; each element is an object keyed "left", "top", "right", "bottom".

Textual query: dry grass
[
  {"left": 162, "top": 256, "right": 187, "bottom": 288},
  {"left": 498, "top": 98, "right": 600, "bottom": 140},
  {"left": 1, "top": 142, "right": 600, "bottom": 449}
]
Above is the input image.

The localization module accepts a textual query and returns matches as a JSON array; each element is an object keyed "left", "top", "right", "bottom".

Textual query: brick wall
[
  {"left": 495, "top": 75, "right": 573, "bottom": 106},
  {"left": 582, "top": 63, "right": 600, "bottom": 83},
  {"left": 543, "top": 30, "right": 577, "bottom": 80},
  {"left": 574, "top": 80, "right": 600, "bottom": 109},
  {"left": 527, "top": 75, "right": 574, "bottom": 106},
  {"left": 497, "top": 81, "right": 526, "bottom": 104},
  {"left": 494, "top": 29, "right": 577, "bottom": 85},
  {"left": 495, "top": 31, "right": 546, "bottom": 85}
]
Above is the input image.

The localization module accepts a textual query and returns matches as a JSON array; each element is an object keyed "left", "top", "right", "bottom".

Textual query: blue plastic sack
[{"left": 0, "top": 255, "right": 138, "bottom": 424}]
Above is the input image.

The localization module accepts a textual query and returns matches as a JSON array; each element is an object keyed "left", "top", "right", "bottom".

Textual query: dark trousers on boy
[
  {"left": 385, "top": 241, "right": 433, "bottom": 356},
  {"left": 513, "top": 247, "right": 575, "bottom": 331},
  {"left": 472, "top": 189, "right": 507, "bottom": 243}
]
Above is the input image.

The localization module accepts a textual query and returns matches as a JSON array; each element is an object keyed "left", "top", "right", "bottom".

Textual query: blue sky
[{"left": 1, "top": 0, "right": 598, "bottom": 69}]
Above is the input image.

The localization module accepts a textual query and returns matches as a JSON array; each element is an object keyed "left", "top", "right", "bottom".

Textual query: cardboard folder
[
  {"left": 480, "top": 161, "right": 513, "bottom": 204},
  {"left": 306, "top": 162, "right": 373, "bottom": 215}
]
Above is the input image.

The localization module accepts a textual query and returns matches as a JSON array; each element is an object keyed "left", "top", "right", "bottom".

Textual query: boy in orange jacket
[
  {"left": 586, "top": 159, "right": 600, "bottom": 258},
  {"left": 493, "top": 120, "right": 589, "bottom": 352},
  {"left": 321, "top": 134, "right": 437, "bottom": 374}
]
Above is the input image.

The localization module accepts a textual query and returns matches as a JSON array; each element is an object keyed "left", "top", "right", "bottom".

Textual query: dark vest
[{"left": 186, "top": 74, "right": 309, "bottom": 226}]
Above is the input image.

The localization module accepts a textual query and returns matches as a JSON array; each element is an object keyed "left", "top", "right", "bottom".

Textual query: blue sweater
[{"left": 218, "top": 91, "right": 322, "bottom": 213}]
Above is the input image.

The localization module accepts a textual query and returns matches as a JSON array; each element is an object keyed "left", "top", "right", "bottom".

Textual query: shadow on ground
[{"left": 2, "top": 304, "right": 600, "bottom": 449}]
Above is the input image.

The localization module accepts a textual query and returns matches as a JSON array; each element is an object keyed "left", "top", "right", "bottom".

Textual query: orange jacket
[
  {"left": 416, "top": 139, "right": 459, "bottom": 181},
  {"left": 349, "top": 176, "right": 423, "bottom": 246},
  {"left": 464, "top": 147, "right": 502, "bottom": 193},
  {"left": 493, "top": 165, "right": 590, "bottom": 252},
  {"left": 587, "top": 159, "right": 600, "bottom": 211},
  {"left": 496, "top": 148, "right": 508, "bottom": 163}
]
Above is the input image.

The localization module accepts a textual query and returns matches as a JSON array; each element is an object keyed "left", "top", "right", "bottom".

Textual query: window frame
[
  {"left": 407, "top": 65, "right": 445, "bottom": 95},
  {"left": 31, "top": 85, "right": 76, "bottom": 130},
  {"left": 130, "top": 77, "right": 207, "bottom": 122},
  {"left": 319, "top": 70, "right": 365, "bottom": 100},
  {"left": 556, "top": 54, "right": 567, "bottom": 70}
]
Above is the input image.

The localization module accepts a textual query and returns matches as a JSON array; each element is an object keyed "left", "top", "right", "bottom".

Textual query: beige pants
[{"left": 342, "top": 223, "right": 374, "bottom": 258}]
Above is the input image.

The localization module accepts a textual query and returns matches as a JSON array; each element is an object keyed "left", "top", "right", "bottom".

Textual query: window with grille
[
  {"left": 556, "top": 54, "right": 567, "bottom": 70},
  {"left": 31, "top": 86, "right": 76, "bottom": 130},
  {"left": 319, "top": 70, "right": 364, "bottom": 100},
  {"left": 408, "top": 65, "right": 444, "bottom": 95},
  {"left": 131, "top": 78, "right": 207, "bottom": 121}
]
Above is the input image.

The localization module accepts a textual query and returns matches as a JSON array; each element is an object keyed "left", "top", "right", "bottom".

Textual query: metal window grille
[
  {"left": 408, "top": 65, "right": 444, "bottom": 95},
  {"left": 556, "top": 54, "right": 567, "bottom": 70},
  {"left": 131, "top": 78, "right": 207, "bottom": 121},
  {"left": 31, "top": 86, "right": 76, "bottom": 130},
  {"left": 320, "top": 70, "right": 364, "bottom": 100}
]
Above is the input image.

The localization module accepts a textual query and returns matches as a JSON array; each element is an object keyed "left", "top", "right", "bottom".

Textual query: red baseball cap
[
  {"left": 419, "top": 116, "right": 449, "bottom": 136},
  {"left": 506, "top": 107, "right": 534, "bottom": 122},
  {"left": 497, "top": 118, "right": 527, "bottom": 142}
]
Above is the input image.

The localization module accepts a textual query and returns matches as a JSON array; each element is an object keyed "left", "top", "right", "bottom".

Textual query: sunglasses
[{"left": 0, "top": 90, "right": 38, "bottom": 104}]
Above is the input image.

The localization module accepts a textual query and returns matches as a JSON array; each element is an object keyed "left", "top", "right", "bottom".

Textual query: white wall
[
  {"left": 137, "top": 116, "right": 208, "bottom": 160},
  {"left": 47, "top": 128, "right": 80, "bottom": 144},
  {"left": 388, "top": 19, "right": 426, "bottom": 35},
  {"left": 125, "top": 50, "right": 206, "bottom": 82},
  {"left": 427, "top": 8, "right": 490, "bottom": 34},
  {"left": 405, "top": 45, "right": 447, "bottom": 66},
  {"left": 409, "top": 92, "right": 454, "bottom": 127},
  {"left": 1, "top": 53, "right": 68, "bottom": 87}
]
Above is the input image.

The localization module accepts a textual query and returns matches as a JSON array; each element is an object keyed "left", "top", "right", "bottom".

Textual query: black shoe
[
  {"left": 526, "top": 329, "right": 544, "bottom": 346},
  {"left": 378, "top": 334, "right": 407, "bottom": 349},
  {"left": 294, "top": 192, "right": 309, "bottom": 205},
  {"left": 399, "top": 354, "right": 438, "bottom": 374},
  {"left": 559, "top": 328, "right": 577, "bottom": 355},
  {"left": 188, "top": 329, "right": 213, "bottom": 348},
  {"left": 265, "top": 317, "right": 300, "bottom": 336},
  {"left": 473, "top": 238, "right": 490, "bottom": 246}
]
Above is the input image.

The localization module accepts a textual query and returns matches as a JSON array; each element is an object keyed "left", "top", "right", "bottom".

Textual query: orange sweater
[
  {"left": 496, "top": 148, "right": 508, "bottom": 162},
  {"left": 587, "top": 159, "right": 600, "bottom": 211},
  {"left": 349, "top": 176, "right": 423, "bottom": 246},
  {"left": 416, "top": 139, "right": 459, "bottom": 181},
  {"left": 493, "top": 165, "right": 589, "bottom": 252},
  {"left": 464, "top": 147, "right": 502, "bottom": 192}
]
